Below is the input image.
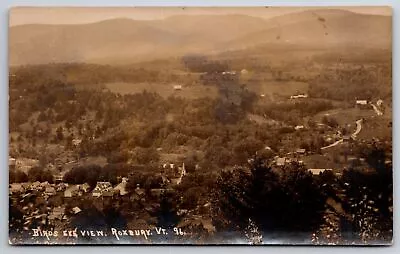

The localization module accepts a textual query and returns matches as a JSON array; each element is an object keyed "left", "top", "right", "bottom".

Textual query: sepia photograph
[{"left": 8, "top": 6, "right": 392, "bottom": 245}]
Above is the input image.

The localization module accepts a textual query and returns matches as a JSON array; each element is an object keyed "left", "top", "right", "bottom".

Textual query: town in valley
[{"left": 9, "top": 7, "right": 393, "bottom": 245}]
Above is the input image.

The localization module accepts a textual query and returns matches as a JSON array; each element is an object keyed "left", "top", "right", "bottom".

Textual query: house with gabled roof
[
  {"left": 9, "top": 157, "right": 16, "bottom": 170},
  {"left": 276, "top": 157, "right": 286, "bottom": 166},
  {"left": 72, "top": 207, "right": 82, "bottom": 214},
  {"left": 356, "top": 100, "right": 368, "bottom": 105},
  {"left": 40, "top": 181, "right": 50, "bottom": 188},
  {"left": 30, "top": 181, "right": 42, "bottom": 191},
  {"left": 9, "top": 183, "right": 25, "bottom": 194},
  {"left": 296, "top": 148, "right": 306, "bottom": 154},
  {"left": 92, "top": 182, "right": 113, "bottom": 198},
  {"left": 45, "top": 186, "right": 56, "bottom": 196},
  {"left": 64, "top": 185, "right": 81, "bottom": 198},
  {"left": 81, "top": 183, "right": 91, "bottom": 193},
  {"left": 355, "top": 99, "right": 370, "bottom": 109},
  {"left": 56, "top": 183, "right": 68, "bottom": 192},
  {"left": 114, "top": 178, "right": 129, "bottom": 196},
  {"left": 295, "top": 125, "right": 305, "bottom": 130}
]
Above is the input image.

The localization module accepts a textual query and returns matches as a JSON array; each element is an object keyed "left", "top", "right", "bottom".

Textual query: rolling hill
[
  {"left": 226, "top": 9, "right": 391, "bottom": 49},
  {"left": 9, "top": 9, "right": 391, "bottom": 65}
]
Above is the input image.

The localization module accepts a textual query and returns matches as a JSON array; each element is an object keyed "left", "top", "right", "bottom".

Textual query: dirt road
[{"left": 321, "top": 119, "right": 363, "bottom": 150}]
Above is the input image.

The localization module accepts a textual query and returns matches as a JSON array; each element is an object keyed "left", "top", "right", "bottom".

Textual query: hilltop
[{"left": 9, "top": 9, "right": 391, "bottom": 65}]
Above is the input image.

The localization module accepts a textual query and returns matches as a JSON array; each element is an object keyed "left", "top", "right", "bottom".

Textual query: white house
[
  {"left": 72, "top": 207, "right": 82, "bottom": 214},
  {"left": 64, "top": 185, "right": 81, "bottom": 198},
  {"left": 10, "top": 183, "right": 25, "bottom": 194},
  {"left": 9, "top": 157, "right": 16, "bottom": 167},
  {"left": 72, "top": 139, "right": 82, "bottom": 146},
  {"left": 114, "top": 178, "right": 129, "bottom": 196},
  {"left": 296, "top": 148, "right": 306, "bottom": 154},
  {"left": 276, "top": 157, "right": 286, "bottom": 166},
  {"left": 45, "top": 187, "right": 57, "bottom": 196},
  {"left": 222, "top": 71, "right": 236, "bottom": 75},
  {"left": 30, "top": 181, "right": 41, "bottom": 191},
  {"left": 356, "top": 100, "right": 368, "bottom": 105},
  {"left": 290, "top": 94, "right": 308, "bottom": 99},
  {"left": 173, "top": 85, "right": 182, "bottom": 90}
]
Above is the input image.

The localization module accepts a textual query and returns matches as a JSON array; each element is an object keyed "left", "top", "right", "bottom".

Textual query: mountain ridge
[{"left": 9, "top": 10, "right": 391, "bottom": 66}]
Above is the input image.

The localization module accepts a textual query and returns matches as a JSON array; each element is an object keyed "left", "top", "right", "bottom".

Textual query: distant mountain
[
  {"left": 9, "top": 19, "right": 184, "bottom": 65},
  {"left": 9, "top": 10, "right": 391, "bottom": 65},
  {"left": 225, "top": 9, "right": 392, "bottom": 50}
]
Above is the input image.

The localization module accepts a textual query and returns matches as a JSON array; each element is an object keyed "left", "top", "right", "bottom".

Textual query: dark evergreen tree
[
  {"left": 156, "top": 192, "right": 180, "bottom": 229},
  {"left": 212, "top": 157, "right": 326, "bottom": 241}
]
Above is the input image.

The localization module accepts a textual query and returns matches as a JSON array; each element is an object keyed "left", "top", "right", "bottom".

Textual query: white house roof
[
  {"left": 65, "top": 185, "right": 80, "bottom": 194},
  {"left": 276, "top": 157, "right": 286, "bottom": 166},
  {"left": 10, "top": 183, "right": 24, "bottom": 192},
  {"left": 290, "top": 94, "right": 308, "bottom": 99},
  {"left": 9, "top": 158, "right": 16, "bottom": 166},
  {"left": 114, "top": 181, "right": 128, "bottom": 196},
  {"left": 94, "top": 182, "right": 112, "bottom": 190},
  {"left": 356, "top": 100, "right": 368, "bottom": 105},
  {"left": 296, "top": 148, "right": 306, "bottom": 153},
  {"left": 72, "top": 207, "right": 82, "bottom": 214},
  {"left": 45, "top": 187, "right": 56, "bottom": 192}
]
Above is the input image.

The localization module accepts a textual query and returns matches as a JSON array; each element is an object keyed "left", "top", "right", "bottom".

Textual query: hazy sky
[{"left": 10, "top": 6, "right": 392, "bottom": 26}]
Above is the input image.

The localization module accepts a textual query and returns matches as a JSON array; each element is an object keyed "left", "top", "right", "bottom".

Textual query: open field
[
  {"left": 313, "top": 107, "right": 376, "bottom": 125},
  {"left": 357, "top": 116, "right": 392, "bottom": 140},
  {"left": 104, "top": 82, "right": 219, "bottom": 99},
  {"left": 253, "top": 80, "right": 309, "bottom": 98}
]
